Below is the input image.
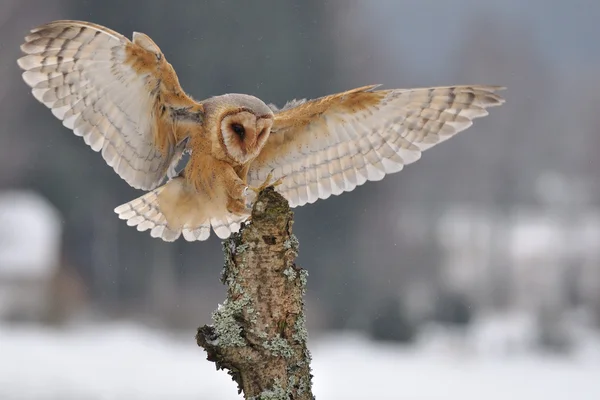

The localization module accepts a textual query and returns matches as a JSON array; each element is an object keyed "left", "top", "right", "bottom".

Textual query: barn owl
[{"left": 18, "top": 20, "right": 505, "bottom": 242}]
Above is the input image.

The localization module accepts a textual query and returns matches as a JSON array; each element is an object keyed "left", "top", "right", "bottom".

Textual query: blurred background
[{"left": 1, "top": 0, "right": 600, "bottom": 399}]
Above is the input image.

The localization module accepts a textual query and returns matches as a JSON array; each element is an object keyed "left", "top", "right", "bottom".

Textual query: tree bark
[{"left": 196, "top": 187, "right": 314, "bottom": 400}]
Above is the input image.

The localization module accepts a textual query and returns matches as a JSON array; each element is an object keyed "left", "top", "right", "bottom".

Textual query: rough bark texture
[{"left": 196, "top": 187, "right": 314, "bottom": 400}]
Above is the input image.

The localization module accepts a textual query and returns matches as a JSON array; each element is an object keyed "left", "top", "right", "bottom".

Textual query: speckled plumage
[{"left": 18, "top": 20, "right": 506, "bottom": 242}]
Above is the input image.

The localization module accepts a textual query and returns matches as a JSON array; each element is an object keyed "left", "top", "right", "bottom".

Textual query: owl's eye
[{"left": 230, "top": 123, "right": 245, "bottom": 139}]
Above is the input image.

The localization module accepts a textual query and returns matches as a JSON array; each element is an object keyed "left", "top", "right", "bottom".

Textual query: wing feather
[
  {"left": 18, "top": 20, "right": 203, "bottom": 190},
  {"left": 249, "top": 85, "right": 505, "bottom": 207}
]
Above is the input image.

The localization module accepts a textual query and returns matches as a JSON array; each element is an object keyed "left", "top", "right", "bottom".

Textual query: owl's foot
[
  {"left": 242, "top": 186, "right": 257, "bottom": 210},
  {"left": 228, "top": 172, "right": 285, "bottom": 218},
  {"left": 225, "top": 182, "right": 255, "bottom": 215},
  {"left": 227, "top": 194, "right": 253, "bottom": 216},
  {"left": 249, "top": 171, "right": 285, "bottom": 195}
]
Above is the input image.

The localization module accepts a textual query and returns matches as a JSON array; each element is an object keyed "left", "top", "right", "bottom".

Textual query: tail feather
[
  {"left": 114, "top": 186, "right": 183, "bottom": 242},
  {"left": 182, "top": 225, "right": 210, "bottom": 241},
  {"left": 211, "top": 215, "right": 245, "bottom": 239},
  {"left": 114, "top": 176, "right": 247, "bottom": 242}
]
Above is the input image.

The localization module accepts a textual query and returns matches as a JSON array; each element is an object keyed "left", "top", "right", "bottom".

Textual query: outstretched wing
[
  {"left": 18, "top": 20, "right": 204, "bottom": 190},
  {"left": 249, "top": 85, "right": 505, "bottom": 207}
]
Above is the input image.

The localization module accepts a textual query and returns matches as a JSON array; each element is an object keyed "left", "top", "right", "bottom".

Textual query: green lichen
[
  {"left": 299, "top": 269, "right": 309, "bottom": 294},
  {"left": 231, "top": 282, "right": 243, "bottom": 295},
  {"left": 283, "top": 234, "right": 299, "bottom": 251},
  {"left": 262, "top": 337, "right": 294, "bottom": 358},
  {"left": 212, "top": 294, "right": 251, "bottom": 347},
  {"left": 254, "top": 329, "right": 268, "bottom": 339},
  {"left": 246, "top": 305, "right": 257, "bottom": 324},
  {"left": 236, "top": 243, "right": 250, "bottom": 254},
  {"left": 292, "top": 313, "right": 308, "bottom": 344},
  {"left": 296, "top": 374, "right": 311, "bottom": 396},
  {"left": 288, "top": 375, "right": 296, "bottom": 389},
  {"left": 304, "top": 347, "right": 313, "bottom": 364},
  {"left": 283, "top": 266, "right": 297, "bottom": 281},
  {"left": 292, "top": 347, "right": 313, "bottom": 368},
  {"left": 287, "top": 369, "right": 313, "bottom": 397},
  {"left": 220, "top": 233, "right": 251, "bottom": 293},
  {"left": 249, "top": 380, "right": 287, "bottom": 400}
]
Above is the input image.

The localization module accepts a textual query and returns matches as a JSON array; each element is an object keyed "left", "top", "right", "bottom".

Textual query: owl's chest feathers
[{"left": 182, "top": 137, "right": 249, "bottom": 202}]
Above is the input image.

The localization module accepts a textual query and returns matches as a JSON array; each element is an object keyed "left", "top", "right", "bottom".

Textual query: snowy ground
[{"left": 1, "top": 321, "right": 600, "bottom": 400}]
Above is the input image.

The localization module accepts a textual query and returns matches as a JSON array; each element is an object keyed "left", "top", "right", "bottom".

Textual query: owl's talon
[
  {"left": 243, "top": 186, "right": 257, "bottom": 209},
  {"left": 249, "top": 171, "right": 285, "bottom": 195}
]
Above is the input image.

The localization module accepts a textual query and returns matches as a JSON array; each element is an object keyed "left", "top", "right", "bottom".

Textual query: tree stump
[{"left": 196, "top": 187, "right": 314, "bottom": 400}]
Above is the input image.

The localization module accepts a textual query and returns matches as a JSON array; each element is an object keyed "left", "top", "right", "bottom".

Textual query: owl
[{"left": 18, "top": 20, "right": 505, "bottom": 242}]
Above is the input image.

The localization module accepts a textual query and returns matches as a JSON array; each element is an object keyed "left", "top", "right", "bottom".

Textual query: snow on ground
[{"left": 1, "top": 321, "right": 599, "bottom": 400}]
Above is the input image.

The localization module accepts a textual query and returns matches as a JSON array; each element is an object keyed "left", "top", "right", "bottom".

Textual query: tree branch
[{"left": 196, "top": 187, "right": 314, "bottom": 400}]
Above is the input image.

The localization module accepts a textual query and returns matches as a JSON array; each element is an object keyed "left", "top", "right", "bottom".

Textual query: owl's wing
[
  {"left": 248, "top": 85, "right": 505, "bottom": 207},
  {"left": 18, "top": 20, "right": 204, "bottom": 190}
]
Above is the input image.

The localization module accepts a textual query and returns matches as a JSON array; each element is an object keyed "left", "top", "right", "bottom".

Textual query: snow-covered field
[{"left": 1, "top": 321, "right": 599, "bottom": 400}]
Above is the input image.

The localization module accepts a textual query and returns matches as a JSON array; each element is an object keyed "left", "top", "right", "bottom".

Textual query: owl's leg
[
  {"left": 226, "top": 187, "right": 254, "bottom": 215},
  {"left": 249, "top": 170, "right": 285, "bottom": 195},
  {"left": 221, "top": 166, "right": 254, "bottom": 215}
]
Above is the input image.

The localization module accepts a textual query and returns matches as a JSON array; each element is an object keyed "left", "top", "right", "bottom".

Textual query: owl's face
[
  {"left": 220, "top": 111, "right": 273, "bottom": 164},
  {"left": 205, "top": 92, "right": 275, "bottom": 165}
]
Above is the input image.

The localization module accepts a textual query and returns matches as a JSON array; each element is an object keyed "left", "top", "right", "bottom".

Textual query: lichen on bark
[{"left": 196, "top": 187, "right": 314, "bottom": 400}]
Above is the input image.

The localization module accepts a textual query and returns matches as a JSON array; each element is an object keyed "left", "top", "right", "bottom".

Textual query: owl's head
[{"left": 206, "top": 94, "right": 274, "bottom": 165}]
